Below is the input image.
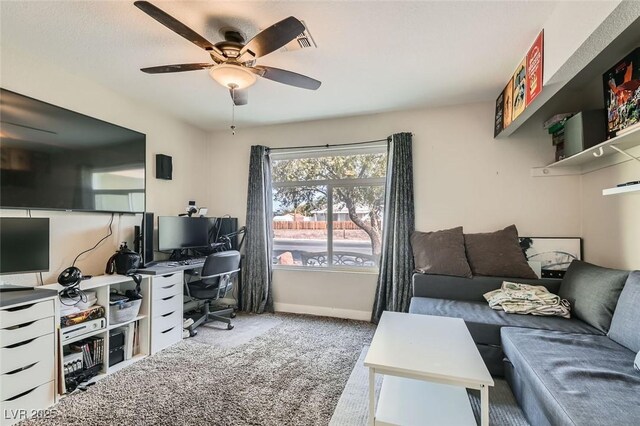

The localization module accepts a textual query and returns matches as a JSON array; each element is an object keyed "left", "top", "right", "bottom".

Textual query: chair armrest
[{"left": 198, "top": 268, "right": 241, "bottom": 281}]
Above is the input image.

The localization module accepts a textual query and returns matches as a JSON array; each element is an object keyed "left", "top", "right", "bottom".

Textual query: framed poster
[
  {"left": 603, "top": 47, "right": 640, "bottom": 139},
  {"left": 503, "top": 78, "right": 513, "bottom": 128},
  {"left": 519, "top": 237, "right": 582, "bottom": 279},
  {"left": 512, "top": 58, "right": 527, "bottom": 121},
  {"left": 494, "top": 91, "right": 504, "bottom": 137},
  {"left": 526, "top": 30, "right": 544, "bottom": 106}
]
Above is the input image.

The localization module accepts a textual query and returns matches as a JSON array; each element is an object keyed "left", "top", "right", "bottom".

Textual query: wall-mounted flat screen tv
[{"left": 0, "top": 89, "right": 145, "bottom": 213}]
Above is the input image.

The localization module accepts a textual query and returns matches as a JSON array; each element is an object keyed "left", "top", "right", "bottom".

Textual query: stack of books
[{"left": 544, "top": 113, "right": 575, "bottom": 162}]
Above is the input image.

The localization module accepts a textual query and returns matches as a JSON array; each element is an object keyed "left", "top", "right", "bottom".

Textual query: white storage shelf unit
[{"left": 41, "top": 274, "right": 151, "bottom": 395}]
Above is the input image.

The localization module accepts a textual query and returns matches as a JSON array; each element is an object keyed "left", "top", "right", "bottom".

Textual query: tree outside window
[{"left": 271, "top": 147, "right": 387, "bottom": 269}]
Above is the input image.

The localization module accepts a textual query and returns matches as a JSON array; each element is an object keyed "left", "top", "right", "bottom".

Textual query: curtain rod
[{"left": 266, "top": 137, "right": 390, "bottom": 152}]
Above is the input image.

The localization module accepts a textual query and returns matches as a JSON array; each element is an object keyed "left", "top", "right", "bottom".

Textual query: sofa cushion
[
  {"left": 608, "top": 271, "right": 640, "bottom": 352},
  {"left": 559, "top": 260, "right": 629, "bottom": 333},
  {"left": 464, "top": 225, "right": 537, "bottom": 279},
  {"left": 501, "top": 328, "right": 640, "bottom": 426},
  {"left": 408, "top": 297, "right": 599, "bottom": 346},
  {"left": 410, "top": 227, "right": 472, "bottom": 278},
  {"left": 412, "top": 273, "right": 561, "bottom": 303}
]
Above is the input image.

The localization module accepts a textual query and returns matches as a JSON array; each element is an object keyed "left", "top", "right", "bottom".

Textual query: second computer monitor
[
  {"left": 158, "top": 216, "right": 209, "bottom": 251},
  {"left": 0, "top": 217, "right": 50, "bottom": 275}
]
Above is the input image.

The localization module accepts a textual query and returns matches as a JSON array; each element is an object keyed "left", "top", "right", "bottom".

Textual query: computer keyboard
[
  {"left": 153, "top": 257, "right": 207, "bottom": 268},
  {"left": 181, "top": 257, "right": 206, "bottom": 265}
]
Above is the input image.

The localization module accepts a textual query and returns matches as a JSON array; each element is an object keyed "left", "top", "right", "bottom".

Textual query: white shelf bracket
[
  {"left": 593, "top": 146, "right": 605, "bottom": 157},
  {"left": 609, "top": 145, "right": 640, "bottom": 163}
]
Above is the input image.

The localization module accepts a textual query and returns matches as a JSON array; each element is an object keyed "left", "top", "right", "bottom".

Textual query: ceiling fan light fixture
[{"left": 209, "top": 64, "right": 257, "bottom": 90}]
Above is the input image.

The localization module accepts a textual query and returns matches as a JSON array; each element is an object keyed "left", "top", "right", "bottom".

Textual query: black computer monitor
[
  {"left": 158, "top": 216, "right": 209, "bottom": 251},
  {"left": 0, "top": 217, "right": 50, "bottom": 274}
]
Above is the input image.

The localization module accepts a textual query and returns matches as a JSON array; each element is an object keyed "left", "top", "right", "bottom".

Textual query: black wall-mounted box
[{"left": 156, "top": 154, "right": 173, "bottom": 180}]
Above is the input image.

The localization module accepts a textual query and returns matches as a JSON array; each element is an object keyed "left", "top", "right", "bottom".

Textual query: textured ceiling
[{"left": 1, "top": 1, "right": 562, "bottom": 131}]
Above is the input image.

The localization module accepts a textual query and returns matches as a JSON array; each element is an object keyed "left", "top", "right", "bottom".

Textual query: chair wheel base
[
  {"left": 230, "top": 312, "right": 237, "bottom": 318},
  {"left": 189, "top": 329, "right": 198, "bottom": 337},
  {"left": 227, "top": 324, "right": 234, "bottom": 330}
]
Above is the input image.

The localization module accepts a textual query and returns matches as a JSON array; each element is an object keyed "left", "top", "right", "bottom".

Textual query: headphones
[
  {"left": 58, "top": 266, "right": 86, "bottom": 302},
  {"left": 58, "top": 266, "right": 83, "bottom": 287}
]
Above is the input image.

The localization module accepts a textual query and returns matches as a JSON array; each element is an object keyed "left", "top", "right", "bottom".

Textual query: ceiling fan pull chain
[{"left": 230, "top": 87, "right": 236, "bottom": 136}]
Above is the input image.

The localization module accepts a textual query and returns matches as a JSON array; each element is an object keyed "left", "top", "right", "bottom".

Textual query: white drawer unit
[
  {"left": 1, "top": 296, "right": 57, "bottom": 426},
  {"left": 152, "top": 275, "right": 182, "bottom": 300},
  {"left": 0, "top": 333, "right": 55, "bottom": 377},
  {"left": 1, "top": 381, "right": 55, "bottom": 426},
  {"left": 153, "top": 293, "right": 183, "bottom": 317},
  {"left": 0, "top": 350, "right": 55, "bottom": 401},
  {"left": 150, "top": 272, "right": 184, "bottom": 354},
  {"left": 0, "top": 301, "right": 54, "bottom": 329},
  {"left": 151, "top": 323, "right": 182, "bottom": 354},
  {"left": 152, "top": 309, "right": 182, "bottom": 334},
  {"left": 0, "top": 317, "right": 54, "bottom": 348}
]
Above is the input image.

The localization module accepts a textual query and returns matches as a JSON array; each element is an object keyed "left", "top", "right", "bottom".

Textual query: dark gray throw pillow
[
  {"left": 608, "top": 271, "right": 640, "bottom": 352},
  {"left": 463, "top": 225, "right": 537, "bottom": 279},
  {"left": 411, "top": 227, "right": 472, "bottom": 278},
  {"left": 559, "top": 260, "right": 629, "bottom": 333}
]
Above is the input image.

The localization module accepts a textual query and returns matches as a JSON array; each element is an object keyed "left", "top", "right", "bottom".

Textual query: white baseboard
[{"left": 273, "top": 302, "right": 371, "bottom": 321}]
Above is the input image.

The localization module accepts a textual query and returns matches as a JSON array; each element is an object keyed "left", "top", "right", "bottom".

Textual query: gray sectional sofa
[{"left": 408, "top": 261, "right": 640, "bottom": 426}]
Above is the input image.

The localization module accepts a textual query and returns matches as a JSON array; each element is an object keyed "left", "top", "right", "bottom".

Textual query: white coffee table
[{"left": 364, "top": 312, "right": 494, "bottom": 426}]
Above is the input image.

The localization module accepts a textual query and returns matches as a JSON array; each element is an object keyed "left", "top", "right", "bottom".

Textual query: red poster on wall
[{"left": 526, "top": 30, "right": 544, "bottom": 106}]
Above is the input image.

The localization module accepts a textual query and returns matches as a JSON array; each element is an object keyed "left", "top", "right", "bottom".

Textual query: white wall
[
  {"left": 0, "top": 46, "right": 211, "bottom": 285},
  {"left": 209, "top": 102, "right": 581, "bottom": 319},
  {"left": 580, "top": 160, "right": 640, "bottom": 270}
]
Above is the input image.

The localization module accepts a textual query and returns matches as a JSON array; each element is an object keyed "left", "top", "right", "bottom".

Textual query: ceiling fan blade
[
  {"left": 238, "top": 16, "right": 304, "bottom": 62},
  {"left": 134, "top": 1, "right": 225, "bottom": 61},
  {"left": 251, "top": 66, "right": 321, "bottom": 90},
  {"left": 230, "top": 88, "right": 248, "bottom": 106},
  {"left": 140, "top": 63, "right": 213, "bottom": 74}
]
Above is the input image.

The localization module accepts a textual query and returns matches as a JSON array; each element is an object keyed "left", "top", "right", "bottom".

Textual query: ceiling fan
[{"left": 134, "top": 1, "right": 321, "bottom": 106}]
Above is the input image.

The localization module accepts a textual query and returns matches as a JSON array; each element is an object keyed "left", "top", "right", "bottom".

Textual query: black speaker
[
  {"left": 210, "top": 217, "right": 238, "bottom": 250},
  {"left": 156, "top": 154, "right": 172, "bottom": 180}
]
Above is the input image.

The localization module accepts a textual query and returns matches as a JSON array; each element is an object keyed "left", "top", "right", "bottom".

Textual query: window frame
[{"left": 270, "top": 145, "right": 387, "bottom": 273}]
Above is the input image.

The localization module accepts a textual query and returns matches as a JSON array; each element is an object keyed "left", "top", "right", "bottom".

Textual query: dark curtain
[
  {"left": 371, "top": 132, "right": 415, "bottom": 323},
  {"left": 241, "top": 145, "right": 274, "bottom": 313}
]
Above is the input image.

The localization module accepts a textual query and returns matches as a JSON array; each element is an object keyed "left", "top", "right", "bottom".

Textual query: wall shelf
[
  {"left": 497, "top": 5, "right": 640, "bottom": 139},
  {"left": 603, "top": 183, "right": 640, "bottom": 196},
  {"left": 531, "top": 126, "right": 640, "bottom": 176}
]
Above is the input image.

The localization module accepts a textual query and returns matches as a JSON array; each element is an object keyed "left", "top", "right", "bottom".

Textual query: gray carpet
[
  {"left": 23, "top": 313, "right": 375, "bottom": 426},
  {"left": 330, "top": 346, "right": 530, "bottom": 426},
  {"left": 189, "top": 312, "right": 283, "bottom": 348},
  {"left": 23, "top": 313, "right": 528, "bottom": 425}
]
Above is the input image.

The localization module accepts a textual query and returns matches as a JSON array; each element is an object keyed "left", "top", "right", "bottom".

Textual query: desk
[{"left": 0, "top": 288, "right": 58, "bottom": 308}]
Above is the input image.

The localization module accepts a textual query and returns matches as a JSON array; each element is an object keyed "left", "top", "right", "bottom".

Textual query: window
[{"left": 271, "top": 145, "right": 387, "bottom": 269}]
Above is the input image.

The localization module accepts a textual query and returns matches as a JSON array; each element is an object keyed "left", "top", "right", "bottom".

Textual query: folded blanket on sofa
[{"left": 484, "top": 281, "right": 571, "bottom": 318}]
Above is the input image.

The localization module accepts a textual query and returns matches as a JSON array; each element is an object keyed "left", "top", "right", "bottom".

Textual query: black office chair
[{"left": 185, "top": 250, "right": 240, "bottom": 335}]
